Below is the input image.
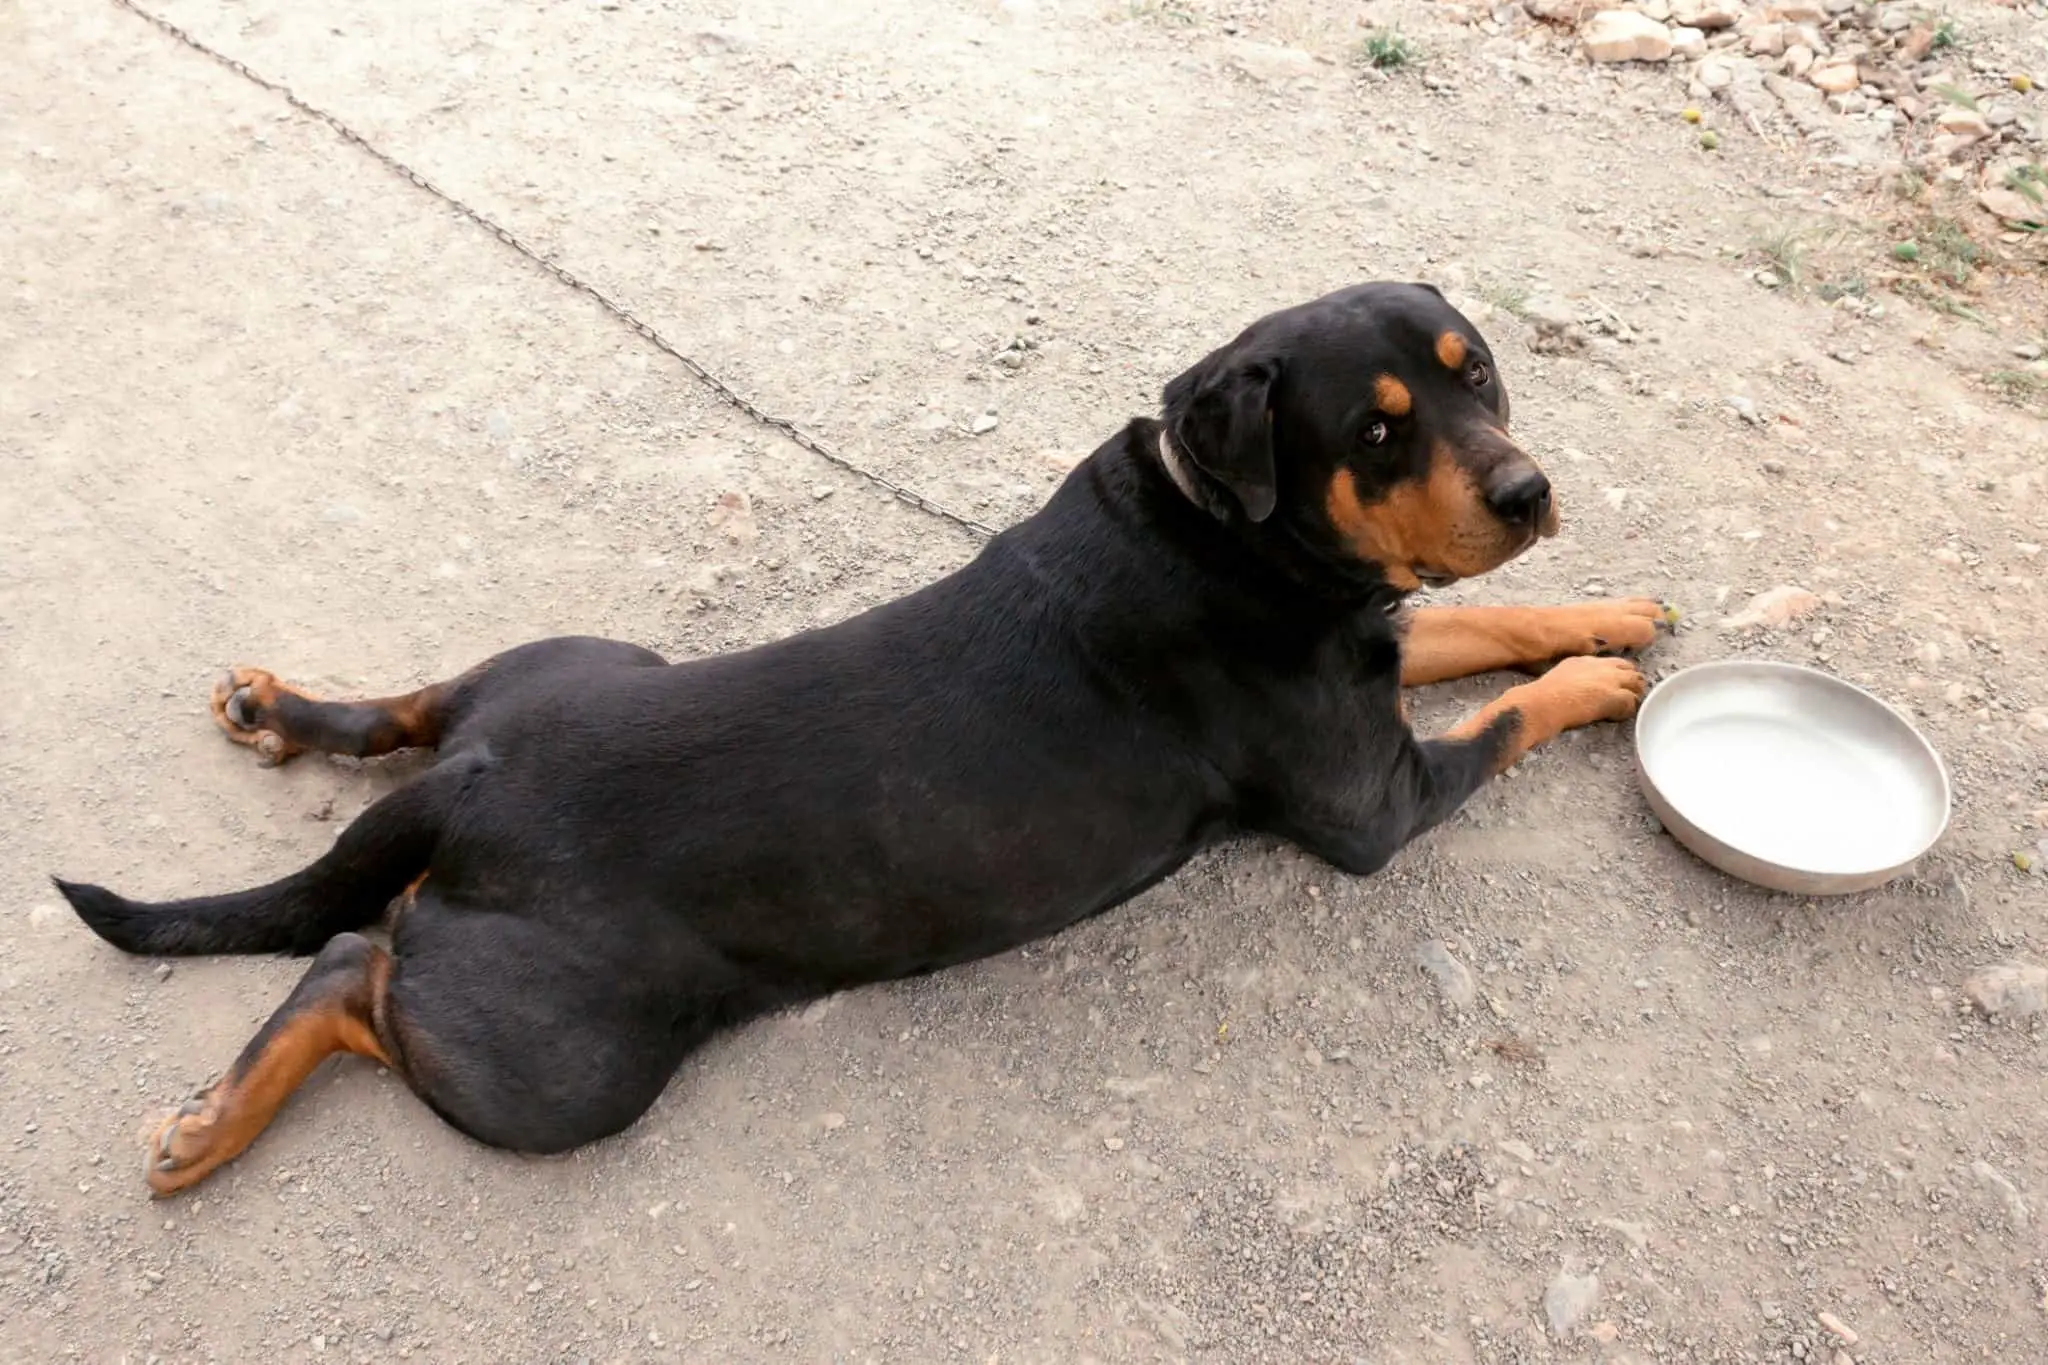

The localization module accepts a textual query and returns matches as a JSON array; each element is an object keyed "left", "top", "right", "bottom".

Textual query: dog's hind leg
[
  {"left": 208, "top": 637, "right": 670, "bottom": 766},
  {"left": 142, "top": 930, "right": 401, "bottom": 1196},
  {"left": 135, "top": 896, "right": 741, "bottom": 1196},
  {"left": 208, "top": 667, "right": 465, "bottom": 766}
]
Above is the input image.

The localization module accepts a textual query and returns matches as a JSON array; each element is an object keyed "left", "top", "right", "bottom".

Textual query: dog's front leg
[
  {"left": 1273, "top": 655, "right": 1646, "bottom": 876},
  {"left": 1399, "top": 601, "right": 1664, "bottom": 686},
  {"left": 1433, "top": 653, "right": 1646, "bottom": 772}
]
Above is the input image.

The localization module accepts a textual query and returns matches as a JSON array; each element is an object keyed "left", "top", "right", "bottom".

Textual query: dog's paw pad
[{"left": 209, "top": 668, "right": 305, "bottom": 763}]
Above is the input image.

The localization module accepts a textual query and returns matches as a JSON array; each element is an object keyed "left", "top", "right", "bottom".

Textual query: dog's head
[{"left": 1160, "top": 281, "right": 1558, "bottom": 594}]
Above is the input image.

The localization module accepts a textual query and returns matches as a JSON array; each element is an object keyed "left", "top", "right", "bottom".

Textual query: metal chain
[{"left": 110, "top": 0, "right": 1001, "bottom": 540}]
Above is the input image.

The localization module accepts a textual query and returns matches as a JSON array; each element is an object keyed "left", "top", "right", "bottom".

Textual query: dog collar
[{"left": 1156, "top": 430, "right": 1206, "bottom": 507}]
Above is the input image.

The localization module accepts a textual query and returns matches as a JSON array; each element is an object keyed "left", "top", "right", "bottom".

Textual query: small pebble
[
  {"left": 1544, "top": 1269, "right": 1600, "bottom": 1337},
  {"left": 1721, "top": 584, "right": 1820, "bottom": 631},
  {"left": 1962, "top": 962, "right": 2047, "bottom": 1018},
  {"left": 1414, "top": 939, "right": 1477, "bottom": 1010}
]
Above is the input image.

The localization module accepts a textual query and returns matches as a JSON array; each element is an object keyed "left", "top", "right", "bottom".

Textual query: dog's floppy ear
[
  {"left": 1162, "top": 350, "right": 1281, "bottom": 523},
  {"left": 1412, "top": 280, "right": 1445, "bottom": 299}
]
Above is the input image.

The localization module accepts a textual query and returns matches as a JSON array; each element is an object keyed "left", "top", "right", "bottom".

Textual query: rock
[
  {"left": 1726, "top": 55, "right": 1777, "bottom": 121},
  {"left": 154, "top": 962, "right": 174, "bottom": 982},
  {"left": 1545, "top": 1269, "right": 1600, "bottom": 1336},
  {"left": 1817, "top": 1312, "right": 1859, "bottom": 1347},
  {"left": 707, "top": 490, "right": 758, "bottom": 543},
  {"left": 1900, "top": 24, "right": 1936, "bottom": 62},
  {"left": 1672, "top": 0, "right": 1744, "bottom": 28},
  {"left": 1671, "top": 25, "right": 1707, "bottom": 57},
  {"left": 970, "top": 412, "right": 1000, "bottom": 435},
  {"left": 1581, "top": 10, "right": 1675, "bottom": 61},
  {"left": 1721, "top": 584, "right": 1821, "bottom": 631},
  {"left": 1929, "top": 133, "right": 1975, "bottom": 163},
  {"left": 1767, "top": 0, "right": 1826, "bottom": 19},
  {"left": 1525, "top": 296, "right": 1587, "bottom": 353},
  {"left": 1809, "top": 62, "right": 1859, "bottom": 93},
  {"left": 1697, "top": 55, "right": 1740, "bottom": 90},
  {"left": 1527, "top": 0, "right": 1622, "bottom": 22},
  {"left": 1971, "top": 1160, "right": 2033, "bottom": 1227},
  {"left": 1962, "top": 962, "right": 2048, "bottom": 1018},
  {"left": 1747, "top": 23, "right": 1791, "bottom": 56},
  {"left": 1876, "top": 4, "right": 1913, "bottom": 31},
  {"left": 1937, "top": 107, "right": 1993, "bottom": 142},
  {"left": 1226, "top": 41, "right": 1323, "bottom": 85},
  {"left": 691, "top": 27, "right": 754, "bottom": 53},
  {"left": 1726, "top": 394, "right": 1764, "bottom": 425},
  {"left": 1785, "top": 43, "right": 1815, "bottom": 76},
  {"left": 2016, "top": 342, "right": 2046, "bottom": 361},
  {"left": 1414, "top": 939, "right": 1477, "bottom": 1010}
]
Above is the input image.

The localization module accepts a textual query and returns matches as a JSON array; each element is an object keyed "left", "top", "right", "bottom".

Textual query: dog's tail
[{"left": 54, "top": 751, "right": 489, "bottom": 958}]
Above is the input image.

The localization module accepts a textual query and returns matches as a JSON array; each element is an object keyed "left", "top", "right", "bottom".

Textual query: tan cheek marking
[
  {"left": 1327, "top": 468, "right": 1421, "bottom": 592},
  {"left": 1373, "top": 374, "right": 1412, "bottom": 416},
  {"left": 1328, "top": 464, "right": 1476, "bottom": 593},
  {"left": 1436, "top": 331, "right": 1468, "bottom": 371},
  {"left": 1328, "top": 451, "right": 1511, "bottom": 585}
]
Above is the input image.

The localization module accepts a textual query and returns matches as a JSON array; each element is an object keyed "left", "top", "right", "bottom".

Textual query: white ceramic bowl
[{"left": 1633, "top": 660, "right": 1951, "bottom": 896}]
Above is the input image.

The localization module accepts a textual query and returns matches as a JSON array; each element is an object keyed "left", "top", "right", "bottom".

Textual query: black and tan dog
[{"left": 57, "top": 282, "right": 1662, "bottom": 1196}]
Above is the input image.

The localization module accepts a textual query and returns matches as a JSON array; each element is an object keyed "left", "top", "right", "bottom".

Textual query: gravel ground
[{"left": 4, "top": 0, "right": 2044, "bottom": 1361}]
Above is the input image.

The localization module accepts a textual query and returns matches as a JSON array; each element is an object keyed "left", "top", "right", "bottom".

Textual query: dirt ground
[{"left": 4, "top": 0, "right": 2045, "bottom": 1360}]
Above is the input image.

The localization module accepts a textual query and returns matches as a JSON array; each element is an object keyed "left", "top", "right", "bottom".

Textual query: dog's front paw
[
  {"left": 1527, "top": 654, "right": 1648, "bottom": 731},
  {"left": 1550, "top": 597, "right": 1666, "bottom": 660}
]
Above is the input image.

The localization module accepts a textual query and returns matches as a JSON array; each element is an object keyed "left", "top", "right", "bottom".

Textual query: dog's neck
[
  {"left": 1155, "top": 429, "right": 1209, "bottom": 508},
  {"left": 1136, "top": 423, "right": 1410, "bottom": 621}
]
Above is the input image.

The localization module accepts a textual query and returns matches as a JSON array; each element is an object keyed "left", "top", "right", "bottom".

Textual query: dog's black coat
[{"left": 60, "top": 283, "right": 1532, "bottom": 1155}]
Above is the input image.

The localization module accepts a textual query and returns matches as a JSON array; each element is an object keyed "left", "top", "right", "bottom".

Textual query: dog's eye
[
  {"left": 1466, "top": 358, "right": 1491, "bottom": 387},
  {"left": 1362, "top": 420, "right": 1391, "bottom": 447}
]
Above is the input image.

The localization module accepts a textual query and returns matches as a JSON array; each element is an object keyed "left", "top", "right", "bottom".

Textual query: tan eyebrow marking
[
  {"left": 1436, "top": 331, "right": 1468, "bottom": 371},
  {"left": 1373, "top": 374, "right": 1412, "bottom": 416}
]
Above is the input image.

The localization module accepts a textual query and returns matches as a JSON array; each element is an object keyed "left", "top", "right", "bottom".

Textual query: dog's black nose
[{"left": 1486, "top": 469, "right": 1551, "bottom": 527}]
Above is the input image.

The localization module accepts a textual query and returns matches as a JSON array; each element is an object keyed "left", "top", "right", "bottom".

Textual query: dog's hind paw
[{"left": 210, "top": 667, "right": 308, "bottom": 766}]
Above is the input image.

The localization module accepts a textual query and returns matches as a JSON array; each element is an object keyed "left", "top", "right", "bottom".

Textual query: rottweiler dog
[{"left": 57, "top": 281, "right": 1663, "bottom": 1195}]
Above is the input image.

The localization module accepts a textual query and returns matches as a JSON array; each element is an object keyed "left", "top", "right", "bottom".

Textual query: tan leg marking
[
  {"left": 1401, "top": 598, "right": 1663, "bottom": 687},
  {"left": 1444, "top": 655, "right": 1647, "bottom": 773},
  {"left": 145, "top": 941, "right": 395, "bottom": 1196}
]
